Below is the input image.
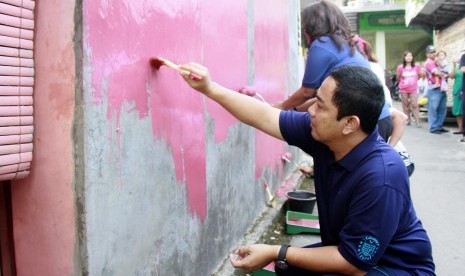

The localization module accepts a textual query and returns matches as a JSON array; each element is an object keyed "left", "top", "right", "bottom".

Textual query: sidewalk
[{"left": 402, "top": 114, "right": 465, "bottom": 274}]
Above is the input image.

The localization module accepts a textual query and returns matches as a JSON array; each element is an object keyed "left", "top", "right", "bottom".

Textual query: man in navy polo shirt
[{"left": 179, "top": 63, "right": 435, "bottom": 275}]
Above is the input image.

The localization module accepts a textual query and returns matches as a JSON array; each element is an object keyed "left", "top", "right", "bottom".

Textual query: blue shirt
[
  {"left": 303, "top": 36, "right": 390, "bottom": 120},
  {"left": 280, "top": 111, "right": 435, "bottom": 275}
]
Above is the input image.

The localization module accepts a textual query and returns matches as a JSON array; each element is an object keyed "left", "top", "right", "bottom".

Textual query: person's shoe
[
  {"left": 439, "top": 128, "right": 449, "bottom": 133},
  {"left": 453, "top": 131, "right": 463, "bottom": 134},
  {"left": 430, "top": 130, "right": 442, "bottom": 134},
  {"left": 460, "top": 137, "right": 465, "bottom": 142}
]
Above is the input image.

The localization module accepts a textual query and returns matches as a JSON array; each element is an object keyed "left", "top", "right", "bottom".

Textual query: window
[{"left": 0, "top": 0, "right": 35, "bottom": 181}]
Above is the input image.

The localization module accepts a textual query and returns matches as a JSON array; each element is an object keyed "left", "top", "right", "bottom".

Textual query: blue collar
[{"left": 336, "top": 128, "right": 381, "bottom": 171}]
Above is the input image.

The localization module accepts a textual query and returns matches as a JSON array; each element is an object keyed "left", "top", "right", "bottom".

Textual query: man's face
[
  {"left": 308, "top": 77, "right": 346, "bottom": 143},
  {"left": 427, "top": 51, "right": 436, "bottom": 59}
]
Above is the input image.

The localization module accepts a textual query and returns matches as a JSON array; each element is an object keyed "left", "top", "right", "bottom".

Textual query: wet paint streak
[
  {"left": 253, "top": 0, "right": 290, "bottom": 178},
  {"left": 85, "top": 0, "right": 207, "bottom": 219}
]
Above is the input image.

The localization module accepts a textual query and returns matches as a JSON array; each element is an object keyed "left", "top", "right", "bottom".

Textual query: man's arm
[
  {"left": 273, "top": 86, "right": 316, "bottom": 110},
  {"left": 432, "top": 68, "right": 447, "bottom": 77},
  {"left": 425, "top": 60, "right": 446, "bottom": 78},
  {"left": 179, "top": 63, "right": 283, "bottom": 140},
  {"left": 287, "top": 246, "right": 366, "bottom": 275},
  {"left": 231, "top": 244, "right": 366, "bottom": 275}
]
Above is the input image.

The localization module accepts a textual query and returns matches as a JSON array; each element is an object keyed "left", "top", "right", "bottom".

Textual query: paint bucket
[{"left": 286, "top": 191, "right": 316, "bottom": 214}]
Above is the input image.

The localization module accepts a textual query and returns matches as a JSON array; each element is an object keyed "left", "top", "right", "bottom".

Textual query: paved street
[{"left": 403, "top": 117, "right": 465, "bottom": 275}]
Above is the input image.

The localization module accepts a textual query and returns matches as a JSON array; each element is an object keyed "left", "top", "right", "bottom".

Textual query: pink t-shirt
[
  {"left": 424, "top": 58, "right": 439, "bottom": 85},
  {"left": 397, "top": 64, "right": 421, "bottom": 93}
]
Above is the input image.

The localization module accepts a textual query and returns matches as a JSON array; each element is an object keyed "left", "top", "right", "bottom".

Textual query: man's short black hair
[{"left": 329, "top": 66, "right": 385, "bottom": 134}]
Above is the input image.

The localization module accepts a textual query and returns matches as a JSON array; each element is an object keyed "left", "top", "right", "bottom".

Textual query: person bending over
[
  {"left": 177, "top": 64, "right": 435, "bottom": 275},
  {"left": 273, "top": 0, "right": 392, "bottom": 141}
]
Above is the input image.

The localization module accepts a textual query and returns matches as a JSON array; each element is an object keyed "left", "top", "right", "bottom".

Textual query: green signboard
[{"left": 360, "top": 10, "right": 407, "bottom": 31}]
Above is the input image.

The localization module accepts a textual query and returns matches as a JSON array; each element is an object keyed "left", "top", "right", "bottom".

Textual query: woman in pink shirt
[{"left": 397, "top": 51, "right": 423, "bottom": 127}]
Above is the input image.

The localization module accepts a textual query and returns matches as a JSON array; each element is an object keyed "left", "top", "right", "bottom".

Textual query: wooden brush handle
[
  {"left": 155, "top": 57, "right": 202, "bottom": 81},
  {"left": 159, "top": 57, "right": 180, "bottom": 71}
]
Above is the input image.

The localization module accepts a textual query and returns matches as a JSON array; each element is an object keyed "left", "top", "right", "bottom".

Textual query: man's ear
[{"left": 342, "top": 116, "right": 360, "bottom": 135}]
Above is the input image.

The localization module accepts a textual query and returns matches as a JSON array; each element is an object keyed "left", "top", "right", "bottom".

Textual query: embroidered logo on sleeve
[{"left": 357, "top": 236, "right": 379, "bottom": 261}]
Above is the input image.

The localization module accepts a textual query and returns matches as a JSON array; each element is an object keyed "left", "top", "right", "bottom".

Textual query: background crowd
[{"left": 395, "top": 46, "right": 464, "bottom": 142}]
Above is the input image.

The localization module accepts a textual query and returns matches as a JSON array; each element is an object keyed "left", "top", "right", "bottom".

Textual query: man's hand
[
  {"left": 179, "top": 63, "right": 213, "bottom": 95},
  {"left": 229, "top": 244, "right": 280, "bottom": 271}
]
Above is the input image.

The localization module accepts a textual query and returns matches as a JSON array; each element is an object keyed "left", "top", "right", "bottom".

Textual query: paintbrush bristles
[
  {"left": 150, "top": 57, "right": 180, "bottom": 71},
  {"left": 149, "top": 58, "right": 164, "bottom": 69}
]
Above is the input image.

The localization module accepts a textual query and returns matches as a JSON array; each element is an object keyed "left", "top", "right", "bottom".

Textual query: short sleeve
[
  {"left": 424, "top": 60, "right": 437, "bottom": 74},
  {"left": 338, "top": 182, "right": 405, "bottom": 270},
  {"left": 302, "top": 45, "right": 337, "bottom": 89},
  {"left": 279, "top": 111, "right": 315, "bottom": 155}
]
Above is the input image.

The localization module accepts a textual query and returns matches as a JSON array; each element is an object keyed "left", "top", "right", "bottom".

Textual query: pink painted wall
[
  {"left": 11, "top": 0, "right": 77, "bottom": 275},
  {"left": 82, "top": 1, "right": 295, "bottom": 274},
  {"left": 253, "top": 0, "right": 290, "bottom": 178},
  {"left": 86, "top": 0, "right": 209, "bottom": 219},
  {"left": 85, "top": 0, "right": 289, "bottom": 221}
]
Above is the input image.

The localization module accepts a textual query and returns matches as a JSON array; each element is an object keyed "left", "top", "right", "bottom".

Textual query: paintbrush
[
  {"left": 150, "top": 57, "right": 202, "bottom": 81},
  {"left": 264, "top": 182, "right": 276, "bottom": 208}
]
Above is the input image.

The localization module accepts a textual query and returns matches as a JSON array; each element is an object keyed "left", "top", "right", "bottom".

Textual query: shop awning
[{"left": 407, "top": 0, "right": 465, "bottom": 30}]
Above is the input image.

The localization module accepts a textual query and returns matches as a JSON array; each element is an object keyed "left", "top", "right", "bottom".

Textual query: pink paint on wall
[
  {"left": 85, "top": 0, "right": 290, "bottom": 219},
  {"left": 253, "top": 0, "right": 290, "bottom": 178},
  {"left": 200, "top": 0, "right": 249, "bottom": 143},
  {"left": 85, "top": 0, "right": 207, "bottom": 219},
  {"left": 11, "top": 0, "right": 77, "bottom": 274},
  {"left": 199, "top": 0, "right": 290, "bottom": 180}
]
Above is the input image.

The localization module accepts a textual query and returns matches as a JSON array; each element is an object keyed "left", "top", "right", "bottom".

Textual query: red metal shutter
[{"left": 0, "top": 0, "right": 35, "bottom": 181}]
